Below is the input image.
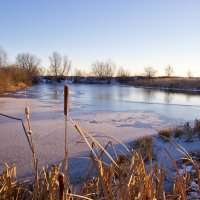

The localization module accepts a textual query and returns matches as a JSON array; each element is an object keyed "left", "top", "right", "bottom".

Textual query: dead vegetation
[
  {"left": 0, "top": 66, "right": 31, "bottom": 94},
  {"left": 158, "top": 119, "right": 200, "bottom": 142},
  {"left": 132, "top": 77, "right": 200, "bottom": 91}
]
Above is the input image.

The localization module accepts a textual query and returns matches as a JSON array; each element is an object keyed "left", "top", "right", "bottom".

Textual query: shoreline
[
  {"left": 0, "top": 82, "right": 29, "bottom": 96},
  {"left": 2, "top": 77, "right": 200, "bottom": 96},
  {"left": 132, "top": 85, "right": 200, "bottom": 94}
]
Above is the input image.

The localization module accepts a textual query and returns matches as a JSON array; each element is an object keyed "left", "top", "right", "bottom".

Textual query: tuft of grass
[
  {"left": 158, "top": 128, "right": 172, "bottom": 141},
  {"left": 194, "top": 119, "right": 200, "bottom": 137},
  {"left": 183, "top": 122, "right": 193, "bottom": 142},
  {"left": 130, "top": 135, "right": 155, "bottom": 161},
  {"left": 173, "top": 127, "right": 184, "bottom": 138}
]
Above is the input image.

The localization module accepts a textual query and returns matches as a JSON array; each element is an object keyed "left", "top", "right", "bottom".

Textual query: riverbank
[
  {"left": 0, "top": 66, "right": 32, "bottom": 95},
  {"left": 70, "top": 76, "right": 200, "bottom": 94},
  {"left": 0, "top": 82, "right": 29, "bottom": 95},
  {"left": 127, "top": 77, "right": 200, "bottom": 93}
]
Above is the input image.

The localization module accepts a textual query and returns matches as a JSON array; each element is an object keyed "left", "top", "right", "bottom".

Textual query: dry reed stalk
[
  {"left": 74, "top": 124, "right": 118, "bottom": 168},
  {"left": 64, "top": 84, "right": 70, "bottom": 200},
  {"left": 64, "top": 85, "right": 69, "bottom": 117},
  {"left": 161, "top": 135, "right": 200, "bottom": 195},
  {"left": 24, "top": 106, "right": 39, "bottom": 195}
]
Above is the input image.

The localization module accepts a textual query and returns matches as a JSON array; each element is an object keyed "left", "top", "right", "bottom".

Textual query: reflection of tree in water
[
  {"left": 164, "top": 92, "right": 173, "bottom": 104},
  {"left": 117, "top": 88, "right": 131, "bottom": 100},
  {"left": 143, "top": 89, "right": 155, "bottom": 102},
  {"left": 97, "top": 91, "right": 111, "bottom": 100},
  {"left": 52, "top": 89, "right": 63, "bottom": 100}
]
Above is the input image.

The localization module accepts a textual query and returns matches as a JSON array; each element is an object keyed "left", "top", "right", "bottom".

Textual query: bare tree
[
  {"left": 165, "top": 65, "right": 174, "bottom": 77},
  {"left": 49, "top": 52, "right": 72, "bottom": 79},
  {"left": 187, "top": 70, "right": 192, "bottom": 78},
  {"left": 16, "top": 53, "right": 41, "bottom": 80},
  {"left": 73, "top": 68, "right": 85, "bottom": 83},
  {"left": 117, "top": 67, "right": 131, "bottom": 83},
  {"left": 143, "top": 66, "right": 157, "bottom": 78},
  {"left": 38, "top": 67, "right": 47, "bottom": 76},
  {"left": 0, "top": 47, "right": 7, "bottom": 68},
  {"left": 61, "top": 55, "right": 72, "bottom": 77},
  {"left": 49, "top": 52, "right": 62, "bottom": 77},
  {"left": 91, "top": 59, "right": 116, "bottom": 83},
  {"left": 117, "top": 67, "right": 131, "bottom": 77}
]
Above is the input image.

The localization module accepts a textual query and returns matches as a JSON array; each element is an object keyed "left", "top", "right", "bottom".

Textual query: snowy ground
[{"left": 0, "top": 96, "right": 200, "bottom": 181}]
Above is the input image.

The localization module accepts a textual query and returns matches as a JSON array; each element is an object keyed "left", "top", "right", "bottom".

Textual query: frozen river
[{"left": 4, "top": 83, "right": 200, "bottom": 120}]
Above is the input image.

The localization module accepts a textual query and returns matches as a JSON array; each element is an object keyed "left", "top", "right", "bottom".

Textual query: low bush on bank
[{"left": 0, "top": 66, "right": 31, "bottom": 94}]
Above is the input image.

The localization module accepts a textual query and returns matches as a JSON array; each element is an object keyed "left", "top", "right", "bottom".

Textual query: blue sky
[{"left": 0, "top": 0, "right": 200, "bottom": 76}]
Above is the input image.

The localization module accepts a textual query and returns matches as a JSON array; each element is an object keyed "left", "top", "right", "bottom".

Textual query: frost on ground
[{"left": 0, "top": 96, "right": 198, "bottom": 181}]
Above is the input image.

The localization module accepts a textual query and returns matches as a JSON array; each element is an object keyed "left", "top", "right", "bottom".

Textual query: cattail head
[
  {"left": 58, "top": 172, "right": 65, "bottom": 199},
  {"left": 25, "top": 106, "right": 30, "bottom": 116},
  {"left": 28, "top": 130, "right": 32, "bottom": 135},
  {"left": 64, "top": 85, "right": 69, "bottom": 116}
]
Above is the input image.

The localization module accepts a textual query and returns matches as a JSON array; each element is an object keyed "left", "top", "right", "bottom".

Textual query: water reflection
[
  {"left": 164, "top": 92, "right": 173, "bottom": 104},
  {"left": 143, "top": 89, "right": 156, "bottom": 102},
  {"left": 4, "top": 83, "right": 200, "bottom": 108},
  {"left": 117, "top": 87, "right": 131, "bottom": 101},
  {"left": 51, "top": 89, "right": 63, "bottom": 100}
]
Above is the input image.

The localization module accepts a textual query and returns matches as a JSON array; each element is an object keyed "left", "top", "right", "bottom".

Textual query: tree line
[{"left": 0, "top": 47, "right": 194, "bottom": 84}]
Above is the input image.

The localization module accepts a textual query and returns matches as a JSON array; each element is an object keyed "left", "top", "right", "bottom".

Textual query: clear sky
[{"left": 0, "top": 0, "right": 200, "bottom": 76}]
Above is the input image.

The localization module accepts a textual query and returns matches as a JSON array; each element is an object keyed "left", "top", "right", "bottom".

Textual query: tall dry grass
[{"left": 0, "top": 66, "right": 31, "bottom": 94}]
